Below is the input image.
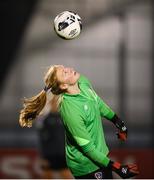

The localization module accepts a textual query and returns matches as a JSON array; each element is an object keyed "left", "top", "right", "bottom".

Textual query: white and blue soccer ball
[{"left": 54, "top": 11, "right": 82, "bottom": 40}]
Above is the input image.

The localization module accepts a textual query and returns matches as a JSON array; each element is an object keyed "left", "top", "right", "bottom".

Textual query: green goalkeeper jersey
[{"left": 60, "top": 75, "right": 115, "bottom": 176}]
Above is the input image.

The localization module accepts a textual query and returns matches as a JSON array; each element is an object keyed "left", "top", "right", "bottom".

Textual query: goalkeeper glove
[
  {"left": 111, "top": 114, "right": 127, "bottom": 141},
  {"left": 108, "top": 161, "right": 139, "bottom": 179}
]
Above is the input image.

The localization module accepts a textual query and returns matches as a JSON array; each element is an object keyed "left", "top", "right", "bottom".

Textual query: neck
[{"left": 67, "top": 83, "right": 80, "bottom": 94}]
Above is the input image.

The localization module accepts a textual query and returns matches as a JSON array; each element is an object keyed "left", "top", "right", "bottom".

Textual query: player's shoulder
[
  {"left": 78, "top": 74, "right": 92, "bottom": 86},
  {"left": 59, "top": 97, "right": 81, "bottom": 121},
  {"left": 60, "top": 95, "right": 75, "bottom": 109}
]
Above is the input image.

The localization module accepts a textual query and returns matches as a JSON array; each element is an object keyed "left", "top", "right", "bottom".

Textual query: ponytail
[
  {"left": 19, "top": 65, "right": 64, "bottom": 128},
  {"left": 19, "top": 90, "right": 47, "bottom": 127}
]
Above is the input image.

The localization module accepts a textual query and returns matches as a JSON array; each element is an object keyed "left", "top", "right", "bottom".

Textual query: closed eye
[{"left": 63, "top": 70, "right": 67, "bottom": 76}]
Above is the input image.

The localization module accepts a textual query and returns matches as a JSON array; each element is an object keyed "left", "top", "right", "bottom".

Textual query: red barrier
[
  {"left": 0, "top": 149, "right": 40, "bottom": 179},
  {"left": 0, "top": 148, "right": 153, "bottom": 178}
]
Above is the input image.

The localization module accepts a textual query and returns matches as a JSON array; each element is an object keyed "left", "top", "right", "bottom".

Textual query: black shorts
[
  {"left": 74, "top": 166, "right": 113, "bottom": 179},
  {"left": 43, "top": 155, "right": 67, "bottom": 170}
]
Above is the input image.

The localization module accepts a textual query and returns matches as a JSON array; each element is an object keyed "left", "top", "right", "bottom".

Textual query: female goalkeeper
[{"left": 19, "top": 65, "right": 139, "bottom": 179}]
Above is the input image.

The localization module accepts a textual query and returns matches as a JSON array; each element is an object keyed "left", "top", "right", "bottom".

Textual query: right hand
[{"left": 111, "top": 161, "right": 139, "bottom": 179}]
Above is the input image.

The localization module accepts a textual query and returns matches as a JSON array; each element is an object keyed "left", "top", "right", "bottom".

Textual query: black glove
[
  {"left": 111, "top": 114, "right": 127, "bottom": 141},
  {"left": 109, "top": 161, "right": 139, "bottom": 179}
]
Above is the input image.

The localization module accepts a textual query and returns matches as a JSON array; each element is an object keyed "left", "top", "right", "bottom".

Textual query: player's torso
[{"left": 60, "top": 77, "right": 108, "bottom": 176}]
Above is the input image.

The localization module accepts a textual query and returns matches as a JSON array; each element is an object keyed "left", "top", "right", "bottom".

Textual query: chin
[{"left": 76, "top": 72, "right": 80, "bottom": 80}]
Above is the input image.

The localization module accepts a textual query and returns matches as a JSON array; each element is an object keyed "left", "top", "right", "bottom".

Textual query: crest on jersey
[
  {"left": 94, "top": 172, "right": 103, "bottom": 179},
  {"left": 84, "top": 104, "right": 88, "bottom": 111}
]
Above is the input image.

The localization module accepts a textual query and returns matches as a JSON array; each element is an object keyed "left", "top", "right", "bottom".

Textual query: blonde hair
[{"left": 19, "top": 65, "right": 65, "bottom": 128}]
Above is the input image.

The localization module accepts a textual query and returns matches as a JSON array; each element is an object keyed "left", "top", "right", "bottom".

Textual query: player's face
[{"left": 56, "top": 65, "right": 80, "bottom": 86}]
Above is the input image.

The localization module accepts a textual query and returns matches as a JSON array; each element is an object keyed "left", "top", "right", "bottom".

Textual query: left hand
[{"left": 116, "top": 127, "right": 127, "bottom": 141}]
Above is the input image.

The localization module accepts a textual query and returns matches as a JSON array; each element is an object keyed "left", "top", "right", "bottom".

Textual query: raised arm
[{"left": 97, "top": 96, "right": 127, "bottom": 141}]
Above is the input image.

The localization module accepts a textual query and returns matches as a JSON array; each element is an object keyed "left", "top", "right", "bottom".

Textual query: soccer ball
[{"left": 53, "top": 11, "right": 82, "bottom": 40}]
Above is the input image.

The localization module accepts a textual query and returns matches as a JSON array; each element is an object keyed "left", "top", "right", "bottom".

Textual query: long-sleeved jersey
[{"left": 60, "top": 75, "right": 115, "bottom": 176}]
